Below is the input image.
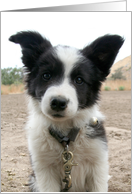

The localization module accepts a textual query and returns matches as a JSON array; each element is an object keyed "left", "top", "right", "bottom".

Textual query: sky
[{"left": 1, "top": 12, "right": 131, "bottom": 69}]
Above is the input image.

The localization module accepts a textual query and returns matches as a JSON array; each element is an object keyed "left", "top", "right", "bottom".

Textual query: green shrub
[
  {"left": 111, "top": 67, "right": 126, "bottom": 80},
  {"left": 104, "top": 86, "right": 111, "bottom": 91},
  {"left": 1, "top": 67, "right": 23, "bottom": 85},
  {"left": 126, "top": 66, "right": 131, "bottom": 71},
  {"left": 119, "top": 86, "right": 125, "bottom": 91}
]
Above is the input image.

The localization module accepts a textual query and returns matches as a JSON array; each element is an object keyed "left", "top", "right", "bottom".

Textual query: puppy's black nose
[{"left": 50, "top": 97, "right": 68, "bottom": 112}]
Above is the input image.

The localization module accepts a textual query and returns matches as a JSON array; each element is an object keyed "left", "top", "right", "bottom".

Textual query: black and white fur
[{"left": 9, "top": 31, "right": 124, "bottom": 192}]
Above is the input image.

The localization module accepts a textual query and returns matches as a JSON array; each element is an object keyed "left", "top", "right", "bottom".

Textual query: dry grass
[
  {"left": 1, "top": 80, "right": 131, "bottom": 95},
  {"left": 102, "top": 79, "right": 131, "bottom": 91},
  {"left": 1, "top": 84, "right": 25, "bottom": 95}
]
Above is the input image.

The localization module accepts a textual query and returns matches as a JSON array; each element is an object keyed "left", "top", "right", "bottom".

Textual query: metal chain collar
[{"left": 61, "top": 145, "right": 78, "bottom": 192}]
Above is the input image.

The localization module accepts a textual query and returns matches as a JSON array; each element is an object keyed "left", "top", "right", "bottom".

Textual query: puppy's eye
[
  {"left": 43, "top": 73, "right": 51, "bottom": 81},
  {"left": 75, "top": 77, "right": 84, "bottom": 85}
]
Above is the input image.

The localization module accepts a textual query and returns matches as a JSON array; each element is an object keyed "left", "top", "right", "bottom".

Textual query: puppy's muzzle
[{"left": 50, "top": 97, "right": 69, "bottom": 112}]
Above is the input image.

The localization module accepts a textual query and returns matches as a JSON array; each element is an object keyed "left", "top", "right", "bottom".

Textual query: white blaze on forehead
[{"left": 55, "top": 46, "right": 82, "bottom": 76}]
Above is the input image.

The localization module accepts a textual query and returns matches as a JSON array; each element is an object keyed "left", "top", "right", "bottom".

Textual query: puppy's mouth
[
  {"left": 52, "top": 114, "right": 64, "bottom": 118},
  {"left": 47, "top": 110, "right": 66, "bottom": 120}
]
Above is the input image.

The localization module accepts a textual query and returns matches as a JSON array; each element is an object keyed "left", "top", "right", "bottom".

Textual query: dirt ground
[{"left": 1, "top": 91, "right": 131, "bottom": 192}]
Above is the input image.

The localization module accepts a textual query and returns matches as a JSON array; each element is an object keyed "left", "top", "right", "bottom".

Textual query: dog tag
[{"left": 90, "top": 117, "right": 98, "bottom": 127}]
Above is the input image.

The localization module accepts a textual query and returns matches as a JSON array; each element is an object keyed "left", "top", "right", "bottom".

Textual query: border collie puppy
[{"left": 9, "top": 31, "right": 124, "bottom": 192}]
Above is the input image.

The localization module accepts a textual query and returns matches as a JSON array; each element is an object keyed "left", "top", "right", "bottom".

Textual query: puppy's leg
[
  {"left": 34, "top": 165, "right": 61, "bottom": 192},
  {"left": 86, "top": 156, "right": 109, "bottom": 192}
]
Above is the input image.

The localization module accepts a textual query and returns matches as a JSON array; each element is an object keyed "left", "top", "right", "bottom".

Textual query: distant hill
[{"left": 109, "top": 55, "right": 131, "bottom": 80}]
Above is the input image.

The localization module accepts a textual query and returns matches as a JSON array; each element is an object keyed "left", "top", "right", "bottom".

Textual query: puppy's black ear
[
  {"left": 82, "top": 34, "right": 124, "bottom": 78},
  {"left": 9, "top": 31, "right": 52, "bottom": 71}
]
